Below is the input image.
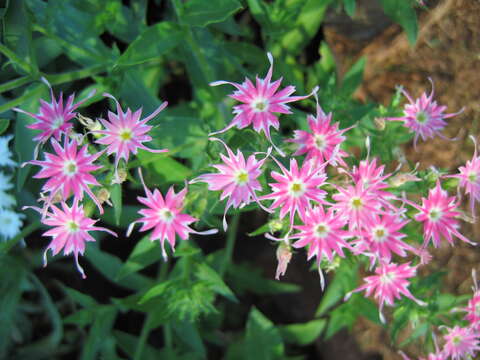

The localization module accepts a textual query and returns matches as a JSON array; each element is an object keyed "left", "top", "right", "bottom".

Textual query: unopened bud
[
  {"left": 112, "top": 168, "right": 128, "bottom": 185},
  {"left": 275, "top": 243, "right": 292, "bottom": 280},
  {"left": 69, "top": 132, "right": 84, "bottom": 144},
  {"left": 374, "top": 117, "right": 386, "bottom": 131},
  {"left": 97, "top": 188, "right": 112, "bottom": 206},
  {"left": 390, "top": 173, "right": 421, "bottom": 187},
  {"left": 269, "top": 219, "right": 284, "bottom": 233},
  {"left": 77, "top": 114, "right": 102, "bottom": 132}
]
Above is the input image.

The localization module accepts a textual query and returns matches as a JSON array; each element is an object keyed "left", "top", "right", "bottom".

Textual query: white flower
[
  {"left": 0, "top": 135, "right": 16, "bottom": 167},
  {"left": 0, "top": 209, "right": 24, "bottom": 240},
  {"left": 0, "top": 171, "right": 13, "bottom": 192},
  {"left": 0, "top": 190, "right": 16, "bottom": 209}
]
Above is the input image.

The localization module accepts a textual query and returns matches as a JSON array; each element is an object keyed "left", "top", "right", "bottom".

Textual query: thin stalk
[
  {"left": 220, "top": 212, "right": 240, "bottom": 276},
  {"left": 0, "top": 84, "right": 43, "bottom": 114},
  {"left": 47, "top": 64, "right": 109, "bottom": 85},
  {"left": 133, "top": 257, "right": 169, "bottom": 360},
  {"left": 0, "top": 75, "right": 32, "bottom": 93},
  {"left": 0, "top": 220, "right": 41, "bottom": 255},
  {"left": 0, "top": 42, "right": 32, "bottom": 73}
]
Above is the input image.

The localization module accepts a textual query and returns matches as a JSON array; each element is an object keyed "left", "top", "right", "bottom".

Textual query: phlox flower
[
  {"left": 24, "top": 199, "right": 117, "bottom": 278},
  {"left": 353, "top": 213, "right": 413, "bottom": 265},
  {"left": 448, "top": 136, "right": 480, "bottom": 218},
  {"left": 260, "top": 157, "right": 327, "bottom": 227},
  {"left": 13, "top": 77, "right": 95, "bottom": 146},
  {"left": 0, "top": 209, "right": 24, "bottom": 240},
  {"left": 462, "top": 270, "right": 480, "bottom": 330},
  {"left": 25, "top": 136, "right": 104, "bottom": 214},
  {"left": 128, "top": 170, "right": 217, "bottom": 260},
  {"left": 210, "top": 53, "right": 315, "bottom": 156},
  {"left": 345, "top": 262, "right": 425, "bottom": 323},
  {"left": 388, "top": 79, "right": 462, "bottom": 149},
  {"left": 291, "top": 206, "right": 351, "bottom": 289},
  {"left": 442, "top": 326, "right": 480, "bottom": 360},
  {"left": 406, "top": 180, "right": 474, "bottom": 248},
  {"left": 287, "top": 96, "right": 352, "bottom": 166},
  {"left": 95, "top": 94, "right": 168, "bottom": 182},
  {"left": 331, "top": 182, "right": 382, "bottom": 231},
  {"left": 190, "top": 137, "right": 271, "bottom": 231},
  {"left": 0, "top": 135, "right": 16, "bottom": 167}
]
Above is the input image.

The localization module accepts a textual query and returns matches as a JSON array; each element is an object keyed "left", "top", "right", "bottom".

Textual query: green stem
[
  {"left": 0, "top": 84, "right": 43, "bottom": 114},
  {"left": 220, "top": 212, "right": 240, "bottom": 277},
  {"left": 0, "top": 75, "right": 32, "bottom": 93},
  {"left": 47, "top": 64, "right": 108, "bottom": 85},
  {"left": 0, "top": 220, "right": 41, "bottom": 255},
  {"left": 0, "top": 42, "right": 32, "bottom": 73},
  {"left": 164, "top": 323, "right": 173, "bottom": 357}
]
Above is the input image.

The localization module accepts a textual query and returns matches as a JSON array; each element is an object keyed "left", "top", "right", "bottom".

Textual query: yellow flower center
[
  {"left": 119, "top": 129, "right": 133, "bottom": 141},
  {"left": 428, "top": 208, "right": 442, "bottom": 222},
  {"left": 452, "top": 335, "right": 462, "bottom": 345},
  {"left": 159, "top": 208, "right": 174, "bottom": 222},
  {"left": 289, "top": 181, "right": 305, "bottom": 197},
  {"left": 314, "top": 223, "right": 329, "bottom": 238},
  {"left": 66, "top": 220, "right": 80, "bottom": 233},
  {"left": 51, "top": 116, "right": 64, "bottom": 130},
  {"left": 63, "top": 160, "right": 78, "bottom": 176},
  {"left": 314, "top": 134, "right": 326, "bottom": 150},
  {"left": 373, "top": 227, "right": 387, "bottom": 242},
  {"left": 468, "top": 172, "right": 478, "bottom": 183},
  {"left": 251, "top": 98, "right": 269, "bottom": 112},
  {"left": 351, "top": 197, "right": 363, "bottom": 209},
  {"left": 416, "top": 111, "right": 429, "bottom": 124},
  {"left": 235, "top": 170, "right": 249, "bottom": 185}
]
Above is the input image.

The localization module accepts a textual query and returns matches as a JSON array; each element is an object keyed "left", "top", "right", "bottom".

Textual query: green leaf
[
  {"left": 316, "top": 261, "right": 358, "bottom": 316},
  {"left": 116, "top": 236, "right": 160, "bottom": 281},
  {"left": 62, "top": 285, "right": 97, "bottom": 308},
  {"left": 172, "top": 321, "right": 206, "bottom": 358},
  {"left": 279, "top": 319, "right": 326, "bottom": 345},
  {"left": 111, "top": 183, "right": 122, "bottom": 226},
  {"left": 116, "top": 22, "right": 183, "bottom": 67},
  {"left": 114, "top": 330, "right": 164, "bottom": 360},
  {"left": 245, "top": 307, "right": 284, "bottom": 360},
  {"left": 64, "top": 308, "right": 95, "bottom": 327},
  {"left": 340, "top": 57, "right": 366, "bottom": 96},
  {"left": 343, "top": 0, "right": 356, "bottom": 17},
  {"left": 80, "top": 306, "right": 117, "bottom": 360},
  {"left": 379, "top": 0, "right": 418, "bottom": 45},
  {"left": 181, "top": 0, "right": 243, "bottom": 27},
  {"left": 141, "top": 155, "right": 192, "bottom": 183},
  {"left": 196, "top": 263, "right": 238, "bottom": 302},
  {"left": 0, "top": 119, "right": 10, "bottom": 135}
]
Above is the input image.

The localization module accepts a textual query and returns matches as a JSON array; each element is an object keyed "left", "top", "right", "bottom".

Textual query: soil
[{"left": 322, "top": 0, "right": 480, "bottom": 358}]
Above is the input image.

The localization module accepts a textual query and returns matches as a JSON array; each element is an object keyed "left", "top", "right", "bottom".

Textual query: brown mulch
[{"left": 323, "top": 0, "right": 480, "bottom": 358}]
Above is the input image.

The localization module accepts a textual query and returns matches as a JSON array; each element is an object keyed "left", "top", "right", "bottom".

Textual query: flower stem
[{"left": 220, "top": 212, "right": 240, "bottom": 277}]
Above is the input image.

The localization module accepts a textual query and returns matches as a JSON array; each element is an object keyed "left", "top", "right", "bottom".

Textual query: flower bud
[{"left": 275, "top": 243, "right": 292, "bottom": 280}]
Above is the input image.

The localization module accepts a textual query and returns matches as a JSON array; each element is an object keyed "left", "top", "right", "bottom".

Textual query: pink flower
[
  {"left": 442, "top": 326, "right": 480, "bottom": 360},
  {"left": 287, "top": 100, "right": 352, "bottom": 166},
  {"left": 353, "top": 213, "right": 413, "bottom": 264},
  {"left": 14, "top": 78, "right": 95, "bottom": 146},
  {"left": 388, "top": 79, "right": 463, "bottom": 149},
  {"left": 210, "top": 53, "right": 315, "bottom": 156},
  {"left": 462, "top": 271, "right": 480, "bottom": 330},
  {"left": 24, "top": 199, "right": 117, "bottom": 278},
  {"left": 345, "top": 262, "right": 425, "bottom": 323},
  {"left": 291, "top": 206, "right": 351, "bottom": 289},
  {"left": 448, "top": 136, "right": 480, "bottom": 217},
  {"left": 191, "top": 137, "right": 271, "bottom": 231},
  {"left": 406, "top": 180, "right": 474, "bottom": 248},
  {"left": 26, "top": 136, "right": 105, "bottom": 214},
  {"left": 95, "top": 93, "right": 168, "bottom": 181},
  {"left": 260, "top": 157, "right": 327, "bottom": 227},
  {"left": 331, "top": 182, "right": 382, "bottom": 231},
  {"left": 128, "top": 170, "right": 217, "bottom": 259}
]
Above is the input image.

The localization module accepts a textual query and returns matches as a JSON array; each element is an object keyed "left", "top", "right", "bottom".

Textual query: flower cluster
[
  {"left": 18, "top": 80, "right": 213, "bottom": 277},
  {"left": 0, "top": 135, "right": 24, "bottom": 240}
]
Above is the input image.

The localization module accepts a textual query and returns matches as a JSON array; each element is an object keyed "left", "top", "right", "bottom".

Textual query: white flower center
[
  {"left": 51, "top": 116, "right": 64, "bottom": 130},
  {"left": 158, "top": 208, "right": 175, "bottom": 223},
  {"left": 314, "top": 223, "right": 330, "bottom": 238},
  {"left": 289, "top": 180, "right": 306, "bottom": 197},
  {"left": 351, "top": 197, "right": 363, "bottom": 210},
  {"left": 63, "top": 160, "right": 78, "bottom": 176},
  {"left": 452, "top": 334, "right": 462, "bottom": 345},
  {"left": 234, "top": 170, "right": 249, "bottom": 186},
  {"left": 372, "top": 226, "right": 388, "bottom": 243},
  {"left": 66, "top": 220, "right": 80, "bottom": 233},
  {"left": 475, "top": 301, "right": 480, "bottom": 316},
  {"left": 380, "top": 271, "right": 396, "bottom": 284},
  {"left": 416, "top": 111, "right": 429, "bottom": 124},
  {"left": 314, "top": 134, "right": 327, "bottom": 150},
  {"left": 467, "top": 171, "right": 478, "bottom": 183},
  {"left": 251, "top": 97, "right": 269, "bottom": 113},
  {"left": 428, "top": 207, "right": 442, "bottom": 222},
  {"left": 119, "top": 129, "right": 133, "bottom": 141}
]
